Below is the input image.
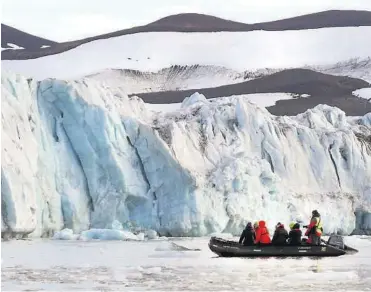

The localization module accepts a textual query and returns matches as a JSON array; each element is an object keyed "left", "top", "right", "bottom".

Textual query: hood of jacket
[
  {"left": 276, "top": 223, "right": 285, "bottom": 229},
  {"left": 258, "top": 220, "right": 266, "bottom": 228}
]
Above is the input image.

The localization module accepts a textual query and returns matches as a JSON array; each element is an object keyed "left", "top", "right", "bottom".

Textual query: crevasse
[{"left": 2, "top": 72, "right": 371, "bottom": 238}]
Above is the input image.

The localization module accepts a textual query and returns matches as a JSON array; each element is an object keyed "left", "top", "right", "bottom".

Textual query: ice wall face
[
  {"left": 2, "top": 73, "right": 63, "bottom": 237},
  {"left": 2, "top": 73, "right": 153, "bottom": 237},
  {"left": 38, "top": 79, "right": 151, "bottom": 229},
  {"left": 133, "top": 96, "right": 371, "bottom": 235},
  {"left": 2, "top": 72, "right": 371, "bottom": 238}
]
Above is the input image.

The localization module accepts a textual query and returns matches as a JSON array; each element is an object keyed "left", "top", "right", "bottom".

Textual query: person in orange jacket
[{"left": 254, "top": 220, "right": 271, "bottom": 245}]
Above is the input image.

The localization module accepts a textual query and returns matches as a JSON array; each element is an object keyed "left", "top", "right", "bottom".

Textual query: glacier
[{"left": 1, "top": 71, "right": 371, "bottom": 238}]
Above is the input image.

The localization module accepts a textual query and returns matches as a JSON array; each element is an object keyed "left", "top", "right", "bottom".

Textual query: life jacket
[
  {"left": 315, "top": 217, "right": 323, "bottom": 236},
  {"left": 307, "top": 216, "right": 323, "bottom": 237}
]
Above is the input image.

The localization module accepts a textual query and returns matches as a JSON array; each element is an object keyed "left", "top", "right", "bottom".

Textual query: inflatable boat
[{"left": 208, "top": 235, "right": 358, "bottom": 257}]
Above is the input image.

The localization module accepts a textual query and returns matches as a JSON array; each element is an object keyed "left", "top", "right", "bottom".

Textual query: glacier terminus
[{"left": 1, "top": 71, "right": 371, "bottom": 238}]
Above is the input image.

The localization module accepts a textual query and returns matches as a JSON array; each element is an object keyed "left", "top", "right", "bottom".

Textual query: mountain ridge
[
  {"left": 1, "top": 24, "right": 58, "bottom": 51},
  {"left": 2, "top": 10, "right": 371, "bottom": 60}
]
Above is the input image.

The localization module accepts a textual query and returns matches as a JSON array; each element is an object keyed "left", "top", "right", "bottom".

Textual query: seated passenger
[
  {"left": 272, "top": 222, "right": 289, "bottom": 245},
  {"left": 239, "top": 222, "right": 255, "bottom": 246},
  {"left": 288, "top": 222, "right": 302, "bottom": 245},
  {"left": 254, "top": 220, "right": 271, "bottom": 245}
]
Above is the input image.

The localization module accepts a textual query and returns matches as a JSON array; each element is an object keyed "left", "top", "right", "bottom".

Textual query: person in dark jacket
[
  {"left": 288, "top": 222, "right": 302, "bottom": 245},
  {"left": 272, "top": 222, "right": 289, "bottom": 245},
  {"left": 239, "top": 222, "right": 255, "bottom": 246}
]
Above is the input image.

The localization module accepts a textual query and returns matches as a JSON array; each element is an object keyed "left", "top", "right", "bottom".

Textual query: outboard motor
[{"left": 327, "top": 234, "right": 345, "bottom": 249}]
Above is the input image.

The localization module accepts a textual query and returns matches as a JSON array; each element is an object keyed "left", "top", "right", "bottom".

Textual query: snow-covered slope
[
  {"left": 83, "top": 58, "right": 371, "bottom": 96},
  {"left": 79, "top": 60, "right": 371, "bottom": 102},
  {"left": 2, "top": 27, "right": 371, "bottom": 80},
  {"left": 86, "top": 65, "right": 245, "bottom": 94},
  {"left": 312, "top": 57, "right": 371, "bottom": 83},
  {"left": 2, "top": 71, "right": 371, "bottom": 238}
]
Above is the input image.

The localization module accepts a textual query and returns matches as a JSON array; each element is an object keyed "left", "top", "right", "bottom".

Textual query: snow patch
[
  {"left": 232, "top": 92, "right": 293, "bottom": 107},
  {"left": 145, "top": 102, "right": 181, "bottom": 113},
  {"left": 353, "top": 87, "right": 371, "bottom": 102},
  {"left": 6, "top": 43, "right": 24, "bottom": 50}
]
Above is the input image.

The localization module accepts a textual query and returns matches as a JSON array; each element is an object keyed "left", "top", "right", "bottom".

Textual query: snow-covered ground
[
  {"left": 353, "top": 88, "right": 371, "bottom": 102},
  {"left": 222, "top": 93, "right": 295, "bottom": 108},
  {"left": 146, "top": 102, "right": 182, "bottom": 112},
  {"left": 2, "top": 236, "right": 371, "bottom": 291},
  {"left": 2, "top": 27, "right": 371, "bottom": 80}
]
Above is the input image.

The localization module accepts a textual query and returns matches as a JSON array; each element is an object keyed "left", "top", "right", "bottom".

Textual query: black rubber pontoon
[{"left": 208, "top": 235, "right": 358, "bottom": 257}]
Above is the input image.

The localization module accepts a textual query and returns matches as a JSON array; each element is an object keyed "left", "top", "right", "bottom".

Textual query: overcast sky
[{"left": 3, "top": 0, "right": 371, "bottom": 42}]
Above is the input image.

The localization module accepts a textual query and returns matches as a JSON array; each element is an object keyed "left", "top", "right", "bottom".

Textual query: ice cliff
[{"left": 2, "top": 71, "right": 371, "bottom": 238}]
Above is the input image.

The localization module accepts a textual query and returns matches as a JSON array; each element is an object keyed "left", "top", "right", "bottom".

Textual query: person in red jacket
[{"left": 254, "top": 220, "right": 271, "bottom": 245}]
